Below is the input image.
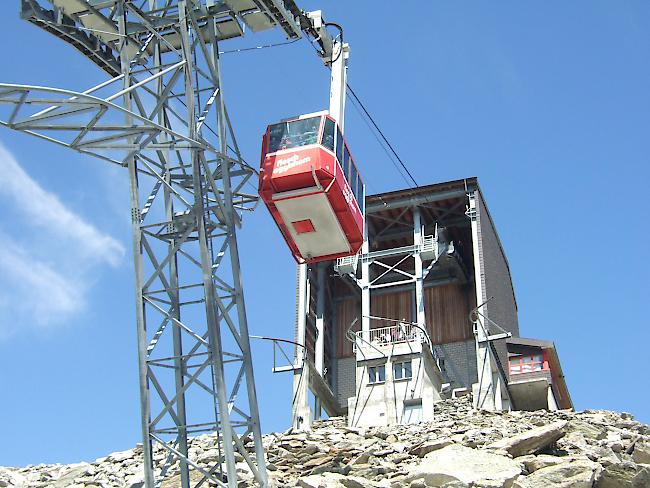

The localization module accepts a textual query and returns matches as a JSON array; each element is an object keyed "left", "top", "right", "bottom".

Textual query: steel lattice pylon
[{"left": 0, "top": 0, "right": 325, "bottom": 486}]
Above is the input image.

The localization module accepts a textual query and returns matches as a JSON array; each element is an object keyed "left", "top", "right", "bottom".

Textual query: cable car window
[
  {"left": 343, "top": 146, "right": 350, "bottom": 181},
  {"left": 357, "top": 179, "right": 365, "bottom": 214},
  {"left": 268, "top": 117, "right": 321, "bottom": 153},
  {"left": 336, "top": 126, "right": 344, "bottom": 164},
  {"left": 322, "top": 117, "right": 335, "bottom": 152},
  {"left": 349, "top": 163, "right": 358, "bottom": 200}
]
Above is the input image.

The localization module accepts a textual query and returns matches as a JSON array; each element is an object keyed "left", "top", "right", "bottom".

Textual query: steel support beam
[
  {"left": 413, "top": 208, "right": 425, "bottom": 329},
  {"left": 0, "top": 1, "right": 293, "bottom": 485},
  {"left": 360, "top": 224, "right": 371, "bottom": 343},
  {"left": 329, "top": 41, "right": 349, "bottom": 128}
]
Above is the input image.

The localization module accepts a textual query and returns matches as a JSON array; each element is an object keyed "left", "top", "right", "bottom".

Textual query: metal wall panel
[
  {"left": 370, "top": 290, "right": 414, "bottom": 324},
  {"left": 424, "top": 284, "right": 474, "bottom": 344}
]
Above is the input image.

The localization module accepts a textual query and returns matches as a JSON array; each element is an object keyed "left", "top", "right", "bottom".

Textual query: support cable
[
  {"left": 301, "top": 34, "right": 420, "bottom": 189},
  {"left": 347, "top": 95, "right": 414, "bottom": 189},
  {"left": 219, "top": 38, "right": 300, "bottom": 55},
  {"left": 345, "top": 84, "right": 419, "bottom": 188}
]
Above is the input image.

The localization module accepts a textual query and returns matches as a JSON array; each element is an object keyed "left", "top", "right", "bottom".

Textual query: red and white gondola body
[{"left": 258, "top": 113, "right": 364, "bottom": 264}]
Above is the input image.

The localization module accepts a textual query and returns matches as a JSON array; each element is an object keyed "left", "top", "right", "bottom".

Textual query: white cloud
[
  {"left": 0, "top": 234, "right": 84, "bottom": 327},
  {"left": 0, "top": 142, "right": 126, "bottom": 332},
  {"left": 0, "top": 143, "right": 125, "bottom": 266}
]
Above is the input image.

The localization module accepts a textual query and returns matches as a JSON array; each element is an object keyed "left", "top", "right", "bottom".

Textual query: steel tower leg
[
  {"left": 116, "top": 6, "right": 156, "bottom": 487},
  {"left": 113, "top": 1, "right": 268, "bottom": 486},
  {"left": 0, "top": 2, "right": 340, "bottom": 486}
]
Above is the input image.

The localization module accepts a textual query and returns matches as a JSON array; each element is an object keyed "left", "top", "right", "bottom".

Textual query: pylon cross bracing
[{"left": 0, "top": 1, "right": 339, "bottom": 486}]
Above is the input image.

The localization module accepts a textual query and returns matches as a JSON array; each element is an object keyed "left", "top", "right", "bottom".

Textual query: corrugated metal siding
[{"left": 424, "top": 284, "right": 473, "bottom": 344}]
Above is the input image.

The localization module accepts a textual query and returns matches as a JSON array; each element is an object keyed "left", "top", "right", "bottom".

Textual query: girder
[
  {"left": 2, "top": 0, "right": 346, "bottom": 486},
  {"left": 21, "top": 0, "right": 306, "bottom": 76},
  {"left": 0, "top": 0, "right": 324, "bottom": 487}
]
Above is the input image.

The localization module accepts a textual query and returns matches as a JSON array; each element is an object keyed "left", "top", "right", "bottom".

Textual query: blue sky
[{"left": 1, "top": 0, "right": 649, "bottom": 467}]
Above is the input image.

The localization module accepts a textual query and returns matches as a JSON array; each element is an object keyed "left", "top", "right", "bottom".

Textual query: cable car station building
[{"left": 290, "top": 177, "right": 572, "bottom": 429}]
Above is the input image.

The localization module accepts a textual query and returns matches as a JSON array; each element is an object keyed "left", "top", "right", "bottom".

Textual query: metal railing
[
  {"left": 357, "top": 323, "right": 424, "bottom": 347},
  {"left": 345, "top": 316, "right": 446, "bottom": 378}
]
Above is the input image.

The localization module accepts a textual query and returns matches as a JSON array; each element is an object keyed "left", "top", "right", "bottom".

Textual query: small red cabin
[{"left": 259, "top": 112, "right": 364, "bottom": 264}]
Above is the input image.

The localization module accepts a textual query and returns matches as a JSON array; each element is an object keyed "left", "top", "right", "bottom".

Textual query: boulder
[
  {"left": 487, "top": 421, "right": 568, "bottom": 457},
  {"left": 297, "top": 473, "right": 386, "bottom": 488},
  {"left": 519, "top": 454, "right": 571, "bottom": 473},
  {"left": 402, "top": 444, "right": 521, "bottom": 487},
  {"left": 596, "top": 463, "right": 650, "bottom": 488},
  {"left": 566, "top": 420, "right": 607, "bottom": 441},
  {"left": 410, "top": 439, "right": 453, "bottom": 457},
  {"left": 513, "top": 460, "right": 601, "bottom": 488},
  {"left": 632, "top": 441, "right": 650, "bottom": 465}
]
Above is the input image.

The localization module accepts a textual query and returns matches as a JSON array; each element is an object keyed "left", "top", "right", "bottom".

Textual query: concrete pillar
[
  {"left": 385, "top": 359, "right": 398, "bottom": 425},
  {"left": 291, "top": 360, "right": 312, "bottom": 431},
  {"left": 361, "top": 224, "right": 371, "bottom": 343},
  {"left": 314, "top": 264, "right": 325, "bottom": 419},
  {"left": 292, "top": 263, "right": 312, "bottom": 429},
  {"left": 547, "top": 385, "right": 559, "bottom": 411},
  {"left": 296, "top": 264, "right": 308, "bottom": 368}
]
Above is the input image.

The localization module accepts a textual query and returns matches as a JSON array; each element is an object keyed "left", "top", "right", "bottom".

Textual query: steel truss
[{"left": 0, "top": 0, "right": 323, "bottom": 486}]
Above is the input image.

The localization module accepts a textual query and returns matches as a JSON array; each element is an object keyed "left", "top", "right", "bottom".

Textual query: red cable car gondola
[{"left": 258, "top": 112, "right": 364, "bottom": 264}]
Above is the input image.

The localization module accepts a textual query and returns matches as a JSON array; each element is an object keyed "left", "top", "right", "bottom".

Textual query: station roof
[
  {"left": 507, "top": 337, "right": 555, "bottom": 349},
  {"left": 366, "top": 177, "right": 479, "bottom": 214}
]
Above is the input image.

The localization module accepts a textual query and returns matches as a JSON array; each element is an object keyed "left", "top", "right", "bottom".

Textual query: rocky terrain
[{"left": 2, "top": 397, "right": 650, "bottom": 487}]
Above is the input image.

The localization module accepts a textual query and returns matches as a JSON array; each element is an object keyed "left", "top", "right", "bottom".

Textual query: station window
[
  {"left": 268, "top": 117, "right": 320, "bottom": 153},
  {"left": 368, "top": 365, "right": 385, "bottom": 384},
  {"left": 393, "top": 360, "right": 413, "bottom": 380},
  {"left": 509, "top": 353, "right": 547, "bottom": 375},
  {"left": 322, "top": 117, "right": 335, "bottom": 152}
]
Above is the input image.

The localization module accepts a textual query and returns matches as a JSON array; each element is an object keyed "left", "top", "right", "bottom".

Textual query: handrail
[
  {"left": 344, "top": 318, "right": 387, "bottom": 358},
  {"left": 355, "top": 315, "right": 443, "bottom": 370}
]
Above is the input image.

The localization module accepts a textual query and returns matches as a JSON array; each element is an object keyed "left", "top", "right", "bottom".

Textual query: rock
[
  {"left": 297, "top": 473, "right": 358, "bottom": 488},
  {"left": 303, "top": 456, "right": 334, "bottom": 469},
  {"left": 520, "top": 454, "right": 571, "bottom": 473},
  {"left": 632, "top": 441, "right": 650, "bottom": 464},
  {"left": 106, "top": 449, "right": 134, "bottom": 463},
  {"left": 513, "top": 460, "right": 601, "bottom": 488},
  {"left": 410, "top": 439, "right": 453, "bottom": 457},
  {"left": 487, "top": 421, "right": 568, "bottom": 457},
  {"left": 596, "top": 463, "right": 650, "bottom": 488},
  {"left": 2, "top": 396, "right": 649, "bottom": 488},
  {"left": 567, "top": 420, "right": 607, "bottom": 441},
  {"left": 402, "top": 444, "right": 521, "bottom": 487},
  {"left": 408, "top": 481, "right": 427, "bottom": 488},
  {"left": 340, "top": 475, "right": 388, "bottom": 487},
  {"left": 608, "top": 441, "right": 624, "bottom": 453}
]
